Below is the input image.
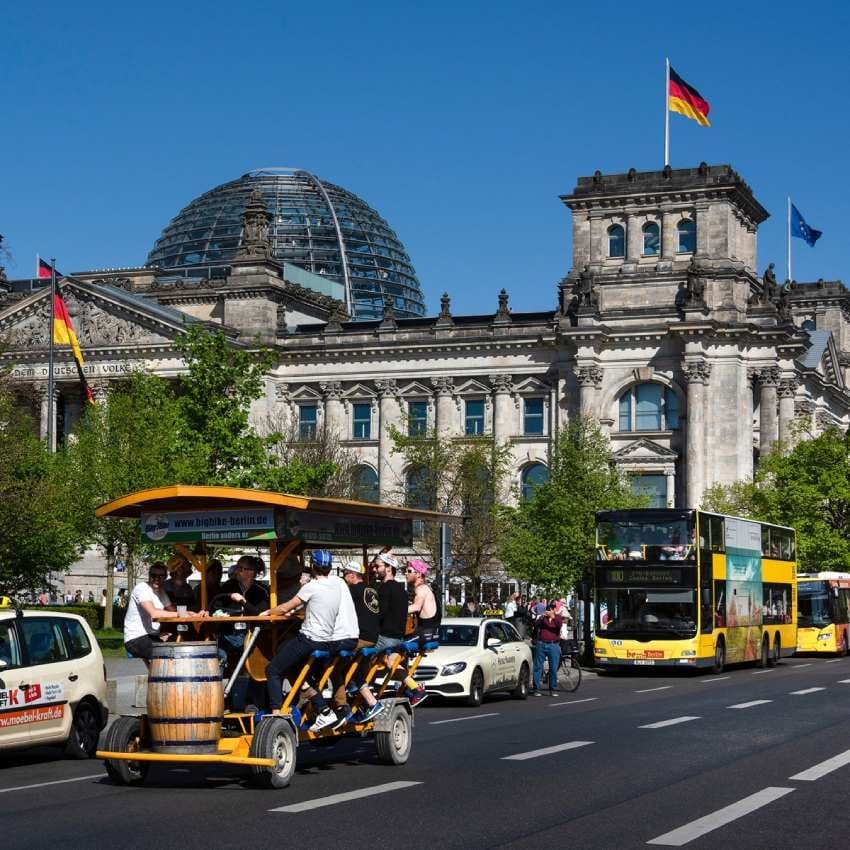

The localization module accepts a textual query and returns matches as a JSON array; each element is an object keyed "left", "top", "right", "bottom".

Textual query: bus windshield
[
  {"left": 597, "top": 518, "right": 694, "bottom": 562},
  {"left": 597, "top": 588, "right": 697, "bottom": 638},
  {"left": 798, "top": 582, "right": 833, "bottom": 628}
]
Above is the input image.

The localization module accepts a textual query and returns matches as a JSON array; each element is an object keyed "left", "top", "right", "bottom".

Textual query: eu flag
[{"left": 791, "top": 204, "right": 822, "bottom": 247}]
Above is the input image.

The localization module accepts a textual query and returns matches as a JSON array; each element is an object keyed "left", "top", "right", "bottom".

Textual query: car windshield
[
  {"left": 438, "top": 624, "right": 479, "bottom": 647},
  {"left": 798, "top": 582, "right": 832, "bottom": 628},
  {"left": 597, "top": 587, "right": 697, "bottom": 638}
]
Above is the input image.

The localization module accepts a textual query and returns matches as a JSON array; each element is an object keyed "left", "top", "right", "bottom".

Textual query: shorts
[{"left": 124, "top": 634, "right": 157, "bottom": 660}]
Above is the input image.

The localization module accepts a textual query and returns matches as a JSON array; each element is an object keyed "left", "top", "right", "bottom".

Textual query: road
[{"left": 3, "top": 656, "right": 850, "bottom": 848}]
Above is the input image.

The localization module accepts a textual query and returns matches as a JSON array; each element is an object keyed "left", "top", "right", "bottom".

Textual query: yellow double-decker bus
[
  {"left": 593, "top": 509, "right": 797, "bottom": 673},
  {"left": 797, "top": 572, "right": 850, "bottom": 655}
]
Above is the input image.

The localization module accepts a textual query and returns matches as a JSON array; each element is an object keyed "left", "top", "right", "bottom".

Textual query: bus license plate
[{"left": 633, "top": 659, "right": 655, "bottom": 665}]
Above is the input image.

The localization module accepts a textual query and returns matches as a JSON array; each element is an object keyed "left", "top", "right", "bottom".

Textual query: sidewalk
[{"left": 105, "top": 656, "right": 148, "bottom": 716}]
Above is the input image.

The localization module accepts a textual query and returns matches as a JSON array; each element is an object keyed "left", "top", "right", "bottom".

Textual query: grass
[{"left": 95, "top": 628, "right": 126, "bottom": 658}]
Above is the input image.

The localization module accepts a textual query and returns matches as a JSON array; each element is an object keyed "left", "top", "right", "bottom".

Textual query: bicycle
[{"left": 541, "top": 639, "right": 582, "bottom": 693}]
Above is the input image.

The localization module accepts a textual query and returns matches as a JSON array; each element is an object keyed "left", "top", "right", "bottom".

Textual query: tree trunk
[{"left": 104, "top": 540, "right": 115, "bottom": 630}]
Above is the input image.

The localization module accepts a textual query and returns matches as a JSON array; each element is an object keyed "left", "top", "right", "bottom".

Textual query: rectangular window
[
  {"left": 630, "top": 474, "right": 667, "bottom": 508},
  {"left": 524, "top": 398, "right": 544, "bottom": 435},
  {"left": 619, "top": 392, "right": 632, "bottom": 432},
  {"left": 21, "top": 619, "right": 68, "bottom": 666},
  {"left": 465, "top": 399, "right": 485, "bottom": 435},
  {"left": 58, "top": 619, "right": 92, "bottom": 659},
  {"left": 298, "top": 404, "right": 317, "bottom": 440},
  {"left": 352, "top": 402, "right": 371, "bottom": 439},
  {"left": 635, "top": 384, "right": 662, "bottom": 430},
  {"left": 0, "top": 621, "right": 22, "bottom": 669},
  {"left": 408, "top": 401, "right": 428, "bottom": 437}
]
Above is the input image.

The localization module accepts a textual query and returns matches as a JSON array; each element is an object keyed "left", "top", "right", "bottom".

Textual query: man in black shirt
[
  {"left": 332, "top": 560, "right": 384, "bottom": 727},
  {"left": 372, "top": 552, "right": 407, "bottom": 651}
]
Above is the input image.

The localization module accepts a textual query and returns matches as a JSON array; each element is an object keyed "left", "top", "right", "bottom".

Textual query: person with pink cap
[{"left": 402, "top": 558, "right": 440, "bottom": 706}]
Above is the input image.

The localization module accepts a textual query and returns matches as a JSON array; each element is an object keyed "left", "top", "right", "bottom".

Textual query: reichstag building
[{"left": 2, "top": 163, "right": 848, "bottom": 526}]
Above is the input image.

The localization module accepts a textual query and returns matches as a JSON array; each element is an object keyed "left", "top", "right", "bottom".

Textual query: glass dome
[{"left": 146, "top": 168, "right": 425, "bottom": 319}]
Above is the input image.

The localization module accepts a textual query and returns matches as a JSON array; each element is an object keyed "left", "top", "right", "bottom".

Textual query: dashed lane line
[
  {"left": 635, "top": 686, "right": 673, "bottom": 693},
  {"left": 824, "top": 659, "right": 843, "bottom": 664},
  {"left": 501, "top": 740, "right": 594, "bottom": 761},
  {"left": 838, "top": 679, "right": 850, "bottom": 684},
  {"left": 639, "top": 716, "right": 701, "bottom": 729},
  {"left": 790, "top": 687, "right": 826, "bottom": 695},
  {"left": 646, "top": 787, "right": 794, "bottom": 846},
  {"left": 269, "top": 781, "right": 422, "bottom": 813},
  {"left": 430, "top": 712, "right": 499, "bottom": 725},
  {"left": 789, "top": 749, "right": 850, "bottom": 781},
  {"left": 699, "top": 677, "right": 729, "bottom": 683},
  {"left": 0, "top": 775, "right": 103, "bottom": 794},
  {"left": 549, "top": 697, "right": 598, "bottom": 707},
  {"left": 728, "top": 700, "right": 772, "bottom": 710},
  {"left": 791, "top": 663, "right": 812, "bottom": 668},
  {"left": 751, "top": 669, "right": 774, "bottom": 674}
]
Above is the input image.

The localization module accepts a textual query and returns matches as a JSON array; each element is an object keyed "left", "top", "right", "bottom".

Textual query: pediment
[
  {"left": 0, "top": 279, "right": 197, "bottom": 354},
  {"left": 396, "top": 380, "right": 433, "bottom": 398},
  {"left": 454, "top": 378, "right": 491, "bottom": 396},
  {"left": 287, "top": 385, "right": 322, "bottom": 401},
  {"left": 342, "top": 382, "right": 376, "bottom": 399},
  {"left": 612, "top": 438, "right": 678, "bottom": 461},
  {"left": 513, "top": 376, "right": 550, "bottom": 394}
]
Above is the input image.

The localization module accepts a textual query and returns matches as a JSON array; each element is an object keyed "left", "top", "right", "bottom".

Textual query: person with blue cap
[{"left": 260, "top": 549, "right": 359, "bottom": 732}]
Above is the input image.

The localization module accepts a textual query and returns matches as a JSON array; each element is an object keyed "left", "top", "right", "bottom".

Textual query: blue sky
[{"left": 2, "top": 1, "right": 848, "bottom": 316}]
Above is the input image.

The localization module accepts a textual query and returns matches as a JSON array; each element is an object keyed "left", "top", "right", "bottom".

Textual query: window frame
[
  {"left": 298, "top": 403, "right": 318, "bottom": 440},
  {"left": 642, "top": 221, "right": 660, "bottom": 256},
  {"left": 520, "top": 462, "right": 549, "bottom": 501},
  {"left": 607, "top": 223, "right": 626, "bottom": 258},
  {"left": 352, "top": 401, "right": 372, "bottom": 440},
  {"left": 408, "top": 400, "right": 428, "bottom": 437},
  {"left": 617, "top": 384, "right": 681, "bottom": 432},
  {"left": 19, "top": 618, "right": 70, "bottom": 667},
  {"left": 58, "top": 618, "right": 93, "bottom": 660},
  {"left": 677, "top": 218, "right": 696, "bottom": 254},
  {"left": 0, "top": 620, "right": 23, "bottom": 670},
  {"left": 464, "top": 398, "right": 485, "bottom": 436},
  {"left": 352, "top": 465, "right": 379, "bottom": 503},
  {"left": 523, "top": 397, "right": 545, "bottom": 436}
]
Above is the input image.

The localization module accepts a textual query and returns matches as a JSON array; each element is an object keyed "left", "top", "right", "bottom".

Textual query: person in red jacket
[{"left": 531, "top": 602, "right": 564, "bottom": 696}]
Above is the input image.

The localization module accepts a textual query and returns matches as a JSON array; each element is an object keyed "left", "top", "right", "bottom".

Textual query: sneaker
[
  {"left": 548, "top": 690, "right": 559, "bottom": 697},
  {"left": 360, "top": 701, "right": 385, "bottom": 723},
  {"left": 332, "top": 710, "right": 359, "bottom": 731},
  {"left": 407, "top": 685, "right": 429, "bottom": 707},
  {"left": 308, "top": 708, "right": 338, "bottom": 733},
  {"left": 531, "top": 690, "right": 544, "bottom": 696}
]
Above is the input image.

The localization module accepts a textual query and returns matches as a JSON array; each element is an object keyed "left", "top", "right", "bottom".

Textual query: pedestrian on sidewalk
[{"left": 531, "top": 602, "right": 564, "bottom": 696}]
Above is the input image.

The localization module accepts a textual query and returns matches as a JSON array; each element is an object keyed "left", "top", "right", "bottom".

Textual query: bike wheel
[{"left": 560, "top": 656, "right": 582, "bottom": 693}]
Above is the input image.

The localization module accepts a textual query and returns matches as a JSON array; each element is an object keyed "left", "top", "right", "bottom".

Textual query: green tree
[
  {"left": 63, "top": 372, "right": 185, "bottom": 626},
  {"left": 701, "top": 479, "right": 756, "bottom": 518},
  {"left": 388, "top": 425, "right": 512, "bottom": 600},
  {"left": 0, "top": 377, "right": 82, "bottom": 598},
  {"left": 497, "top": 418, "right": 645, "bottom": 594},
  {"left": 173, "top": 326, "right": 276, "bottom": 487}
]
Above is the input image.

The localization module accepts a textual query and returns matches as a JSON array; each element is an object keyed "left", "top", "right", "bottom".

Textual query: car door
[
  {"left": 482, "top": 622, "right": 510, "bottom": 688},
  {"left": 16, "top": 617, "right": 74, "bottom": 745},
  {"left": 496, "top": 621, "right": 524, "bottom": 685},
  {"left": 0, "top": 618, "right": 32, "bottom": 750}
]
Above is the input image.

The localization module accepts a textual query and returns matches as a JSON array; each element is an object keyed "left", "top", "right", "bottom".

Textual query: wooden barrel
[{"left": 147, "top": 641, "right": 224, "bottom": 755}]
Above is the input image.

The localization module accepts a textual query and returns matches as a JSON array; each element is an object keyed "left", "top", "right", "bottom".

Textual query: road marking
[
  {"left": 647, "top": 786, "right": 794, "bottom": 846},
  {"left": 0, "top": 774, "right": 103, "bottom": 795},
  {"left": 728, "top": 699, "right": 772, "bottom": 709},
  {"left": 790, "top": 749, "right": 850, "bottom": 781},
  {"left": 430, "top": 712, "right": 499, "bottom": 725},
  {"left": 549, "top": 697, "right": 598, "bottom": 707},
  {"left": 270, "top": 781, "right": 422, "bottom": 812},
  {"left": 501, "top": 740, "right": 594, "bottom": 761},
  {"left": 790, "top": 687, "right": 826, "bottom": 695},
  {"left": 838, "top": 679, "right": 850, "bottom": 684},
  {"left": 752, "top": 669, "right": 774, "bottom": 674},
  {"left": 825, "top": 659, "right": 843, "bottom": 664},
  {"left": 791, "top": 663, "right": 812, "bottom": 668},
  {"left": 639, "top": 716, "right": 700, "bottom": 729},
  {"left": 700, "top": 676, "right": 729, "bottom": 683},
  {"left": 635, "top": 686, "right": 672, "bottom": 693}
]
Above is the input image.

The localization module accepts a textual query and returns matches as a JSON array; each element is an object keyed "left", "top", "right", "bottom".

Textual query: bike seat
[
  {"left": 311, "top": 650, "right": 330, "bottom": 659},
  {"left": 359, "top": 647, "right": 379, "bottom": 657},
  {"left": 401, "top": 639, "right": 419, "bottom": 653},
  {"left": 338, "top": 650, "right": 353, "bottom": 658},
  {"left": 423, "top": 641, "right": 439, "bottom": 651}
]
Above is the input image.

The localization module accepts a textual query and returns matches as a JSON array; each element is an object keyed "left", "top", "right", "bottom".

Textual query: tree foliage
[{"left": 497, "top": 418, "right": 646, "bottom": 594}]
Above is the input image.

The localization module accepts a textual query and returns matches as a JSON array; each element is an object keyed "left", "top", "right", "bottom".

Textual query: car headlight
[{"left": 441, "top": 662, "right": 467, "bottom": 675}]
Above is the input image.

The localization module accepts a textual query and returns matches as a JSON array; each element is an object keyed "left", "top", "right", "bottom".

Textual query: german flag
[
  {"left": 669, "top": 66, "right": 711, "bottom": 127},
  {"left": 54, "top": 289, "right": 95, "bottom": 405}
]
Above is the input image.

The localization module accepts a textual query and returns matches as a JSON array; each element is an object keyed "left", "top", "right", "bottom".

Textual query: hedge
[{"left": 31, "top": 604, "right": 126, "bottom": 630}]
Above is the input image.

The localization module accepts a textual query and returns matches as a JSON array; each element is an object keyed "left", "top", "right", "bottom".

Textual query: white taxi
[
  {"left": 412, "top": 617, "right": 532, "bottom": 705},
  {"left": 0, "top": 609, "right": 109, "bottom": 757}
]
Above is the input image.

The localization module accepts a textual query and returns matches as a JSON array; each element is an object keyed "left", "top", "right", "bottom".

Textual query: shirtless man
[{"left": 406, "top": 559, "right": 440, "bottom": 644}]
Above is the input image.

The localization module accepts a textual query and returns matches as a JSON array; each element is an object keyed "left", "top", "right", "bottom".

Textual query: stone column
[
  {"left": 320, "top": 381, "right": 344, "bottom": 438},
  {"left": 683, "top": 360, "right": 711, "bottom": 508},
  {"left": 754, "top": 367, "right": 779, "bottom": 455},
  {"left": 778, "top": 378, "right": 799, "bottom": 448},
  {"left": 665, "top": 468, "right": 676, "bottom": 508},
  {"left": 37, "top": 384, "right": 60, "bottom": 450},
  {"left": 89, "top": 380, "right": 110, "bottom": 404},
  {"left": 626, "top": 214, "right": 641, "bottom": 262},
  {"left": 661, "top": 209, "right": 678, "bottom": 259},
  {"left": 589, "top": 212, "right": 605, "bottom": 264},
  {"left": 433, "top": 377, "right": 455, "bottom": 438},
  {"left": 490, "top": 374, "right": 514, "bottom": 442},
  {"left": 575, "top": 366, "right": 603, "bottom": 419},
  {"left": 694, "top": 203, "right": 710, "bottom": 256},
  {"left": 376, "top": 379, "right": 401, "bottom": 502}
]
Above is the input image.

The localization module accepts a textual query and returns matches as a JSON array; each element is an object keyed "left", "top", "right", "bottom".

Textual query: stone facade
[{"left": 2, "top": 163, "right": 849, "bottom": 591}]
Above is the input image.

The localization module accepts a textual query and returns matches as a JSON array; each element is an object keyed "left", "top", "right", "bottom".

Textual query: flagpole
[
  {"left": 787, "top": 196, "right": 792, "bottom": 283},
  {"left": 47, "top": 259, "right": 56, "bottom": 453},
  {"left": 664, "top": 58, "right": 670, "bottom": 167}
]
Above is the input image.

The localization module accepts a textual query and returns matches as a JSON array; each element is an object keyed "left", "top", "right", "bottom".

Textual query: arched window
[
  {"left": 607, "top": 224, "right": 625, "bottom": 258},
  {"left": 352, "top": 465, "right": 379, "bottom": 503},
  {"left": 406, "top": 467, "right": 433, "bottom": 510},
  {"left": 677, "top": 219, "right": 696, "bottom": 253},
  {"left": 521, "top": 463, "right": 549, "bottom": 501},
  {"left": 642, "top": 222, "right": 660, "bottom": 256},
  {"left": 618, "top": 384, "right": 680, "bottom": 431}
]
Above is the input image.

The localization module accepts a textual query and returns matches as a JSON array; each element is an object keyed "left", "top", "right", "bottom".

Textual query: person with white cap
[
  {"left": 371, "top": 550, "right": 407, "bottom": 653},
  {"left": 331, "top": 560, "right": 384, "bottom": 727}
]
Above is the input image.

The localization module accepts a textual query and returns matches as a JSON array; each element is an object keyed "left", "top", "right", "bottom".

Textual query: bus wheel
[
  {"left": 712, "top": 639, "right": 725, "bottom": 675},
  {"left": 768, "top": 635, "right": 780, "bottom": 667},
  {"left": 839, "top": 631, "right": 848, "bottom": 658},
  {"left": 758, "top": 636, "right": 770, "bottom": 669}
]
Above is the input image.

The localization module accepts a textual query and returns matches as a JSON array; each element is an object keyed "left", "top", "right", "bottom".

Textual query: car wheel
[
  {"left": 712, "top": 639, "right": 725, "bottom": 675},
  {"left": 104, "top": 716, "right": 149, "bottom": 786},
  {"left": 249, "top": 716, "right": 297, "bottom": 789},
  {"left": 65, "top": 700, "right": 101, "bottom": 759},
  {"left": 375, "top": 704, "right": 413, "bottom": 765},
  {"left": 511, "top": 663, "right": 529, "bottom": 700},
  {"left": 465, "top": 668, "right": 484, "bottom": 707}
]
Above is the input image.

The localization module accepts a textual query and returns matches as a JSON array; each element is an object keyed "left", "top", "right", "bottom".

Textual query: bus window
[
  {"left": 708, "top": 516, "right": 725, "bottom": 552},
  {"left": 763, "top": 583, "right": 792, "bottom": 624},
  {"left": 714, "top": 580, "right": 726, "bottom": 628},
  {"left": 761, "top": 527, "right": 770, "bottom": 558},
  {"left": 777, "top": 530, "right": 792, "bottom": 561}
]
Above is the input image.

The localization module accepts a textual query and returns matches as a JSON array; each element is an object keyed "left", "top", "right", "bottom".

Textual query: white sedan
[{"left": 412, "top": 617, "right": 532, "bottom": 705}]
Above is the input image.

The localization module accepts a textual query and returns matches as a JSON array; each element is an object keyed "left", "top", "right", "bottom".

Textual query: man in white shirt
[
  {"left": 123, "top": 562, "right": 180, "bottom": 664},
  {"left": 261, "top": 550, "right": 358, "bottom": 732}
]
